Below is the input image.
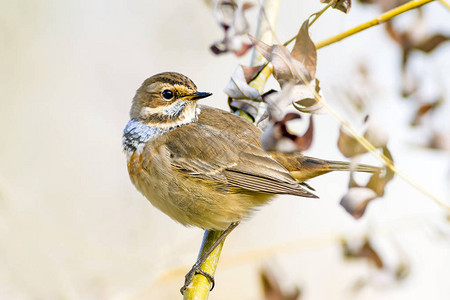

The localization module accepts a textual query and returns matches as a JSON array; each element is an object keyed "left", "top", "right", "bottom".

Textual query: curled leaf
[
  {"left": 228, "top": 97, "right": 259, "bottom": 122},
  {"left": 260, "top": 268, "right": 302, "bottom": 300},
  {"left": 210, "top": 0, "right": 255, "bottom": 56},
  {"left": 241, "top": 64, "right": 265, "bottom": 83},
  {"left": 249, "top": 35, "right": 311, "bottom": 85},
  {"left": 367, "top": 146, "right": 394, "bottom": 197},
  {"left": 340, "top": 146, "right": 393, "bottom": 219},
  {"left": 340, "top": 187, "right": 378, "bottom": 219},
  {"left": 338, "top": 119, "right": 388, "bottom": 158},
  {"left": 425, "top": 132, "right": 450, "bottom": 151},
  {"left": 261, "top": 113, "right": 314, "bottom": 153},
  {"left": 341, "top": 238, "right": 383, "bottom": 269},
  {"left": 410, "top": 95, "right": 443, "bottom": 126},
  {"left": 292, "top": 78, "right": 323, "bottom": 113},
  {"left": 224, "top": 65, "right": 262, "bottom": 101}
]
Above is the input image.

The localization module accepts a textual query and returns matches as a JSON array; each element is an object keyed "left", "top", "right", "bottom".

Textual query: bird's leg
[{"left": 180, "top": 222, "right": 240, "bottom": 294}]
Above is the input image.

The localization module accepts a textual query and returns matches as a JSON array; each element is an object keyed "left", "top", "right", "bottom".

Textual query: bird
[{"left": 122, "top": 72, "right": 379, "bottom": 293}]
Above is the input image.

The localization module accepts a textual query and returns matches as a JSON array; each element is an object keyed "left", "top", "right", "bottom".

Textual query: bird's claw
[{"left": 180, "top": 264, "right": 215, "bottom": 294}]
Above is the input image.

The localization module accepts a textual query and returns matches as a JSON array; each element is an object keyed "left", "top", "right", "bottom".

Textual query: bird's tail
[{"left": 270, "top": 152, "right": 380, "bottom": 182}]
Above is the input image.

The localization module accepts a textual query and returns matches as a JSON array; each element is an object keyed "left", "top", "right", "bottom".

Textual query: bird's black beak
[{"left": 184, "top": 92, "right": 212, "bottom": 101}]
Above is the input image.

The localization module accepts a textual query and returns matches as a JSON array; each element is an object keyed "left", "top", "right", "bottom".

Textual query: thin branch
[
  {"left": 249, "top": 0, "right": 282, "bottom": 94},
  {"left": 440, "top": 0, "right": 450, "bottom": 9},
  {"left": 183, "top": 230, "right": 226, "bottom": 300},
  {"left": 316, "top": 0, "right": 437, "bottom": 49},
  {"left": 309, "top": 0, "right": 336, "bottom": 27}
]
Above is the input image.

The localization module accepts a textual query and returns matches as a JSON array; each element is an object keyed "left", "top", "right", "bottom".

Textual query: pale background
[{"left": 1, "top": 1, "right": 449, "bottom": 299}]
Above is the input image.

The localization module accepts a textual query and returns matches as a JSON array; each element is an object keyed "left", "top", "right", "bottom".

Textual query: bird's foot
[{"left": 180, "top": 263, "right": 215, "bottom": 295}]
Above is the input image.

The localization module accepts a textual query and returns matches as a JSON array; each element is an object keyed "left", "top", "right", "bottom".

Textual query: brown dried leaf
[
  {"left": 340, "top": 187, "right": 378, "bottom": 219},
  {"left": 234, "top": 42, "right": 253, "bottom": 56},
  {"left": 261, "top": 89, "right": 284, "bottom": 121},
  {"left": 249, "top": 35, "right": 311, "bottom": 85},
  {"left": 340, "top": 145, "right": 393, "bottom": 219},
  {"left": 410, "top": 95, "right": 443, "bottom": 126},
  {"left": 261, "top": 113, "right": 314, "bottom": 153},
  {"left": 321, "top": 0, "right": 352, "bottom": 14},
  {"left": 384, "top": 18, "right": 450, "bottom": 98},
  {"left": 224, "top": 65, "right": 262, "bottom": 101},
  {"left": 292, "top": 78, "right": 323, "bottom": 113},
  {"left": 366, "top": 146, "right": 394, "bottom": 197},
  {"left": 415, "top": 34, "right": 450, "bottom": 53},
  {"left": 210, "top": 0, "right": 255, "bottom": 56},
  {"left": 260, "top": 268, "right": 302, "bottom": 300},
  {"left": 241, "top": 64, "right": 265, "bottom": 83},
  {"left": 291, "top": 20, "right": 317, "bottom": 78},
  {"left": 425, "top": 131, "right": 450, "bottom": 151},
  {"left": 338, "top": 120, "right": 388, "bottom": 158},
  {"left": 342, "top": 239, "right": 384, "bottom": 269},
  {"left": 337, "top": 127, "right": 367, "bottom": 158}
]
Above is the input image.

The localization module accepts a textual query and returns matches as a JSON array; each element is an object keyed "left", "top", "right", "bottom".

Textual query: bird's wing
[
  {"left": 160, "top": 123, "right": 316, "bottom": 198},
  {"left": 197, "top": 105, "right": 263, "bottom": 147}
]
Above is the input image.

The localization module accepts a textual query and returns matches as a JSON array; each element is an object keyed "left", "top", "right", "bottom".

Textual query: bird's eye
[{"left": 162, "top": 90, "right": 174, "bottom": 100}]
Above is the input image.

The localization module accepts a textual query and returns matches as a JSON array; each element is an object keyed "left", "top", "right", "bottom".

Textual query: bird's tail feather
[{"left": 270, "top": 152, "right": 380, "bottom": 182}]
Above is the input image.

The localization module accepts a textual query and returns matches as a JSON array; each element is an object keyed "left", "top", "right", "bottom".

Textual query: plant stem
[
  {"left": 440, "top": 0, "right": 450, "bottom": 9},
  {"left": 183, "top": 230, "right": 226, "bottom": 300},
  {"left": 316, "top": 0, "right": 436, "bottom": 49},
  {"left": 249, "top": 0, "right": 281, "bottom": 93}
]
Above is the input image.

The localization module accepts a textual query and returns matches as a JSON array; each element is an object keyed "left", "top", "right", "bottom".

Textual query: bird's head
[{"left": 130, "top": 72, "right": 212, "bottom": 128}]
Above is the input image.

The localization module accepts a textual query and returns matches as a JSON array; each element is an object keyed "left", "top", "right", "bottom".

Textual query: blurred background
[{"left": 1, "top": 0, "right": 449, "bottom": 299}]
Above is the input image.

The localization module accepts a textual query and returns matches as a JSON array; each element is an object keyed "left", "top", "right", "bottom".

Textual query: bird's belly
[{"left": 127, "top": 152, "right": 273, "bottom": 230}]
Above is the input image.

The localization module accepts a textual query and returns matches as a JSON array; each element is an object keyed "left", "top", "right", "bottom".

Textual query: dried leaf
[
  {"left": 410, "top": 95, "right": 443, "bottom": 126},
  {"left": 213, "top": 0, "right": 237, "bottom": 27},
  {"left": 224, "top": 65, "right": 262, "bottom": 101},
  {"left": 250, "top": 31, "right": 322, "bottom": 115},
  {"left": 261, "top": 113, "right": 314, "bottom": 153},
  {"left": 260, "top": 268, "right": 302, "bottom": 300},
  {"left": 228, "top": 97, "right": 259, "bottom": 122},
  {"left": 340, "top": 145, "right": 393, "bottom": 219},
  {"left": 342, "top": 239, "right": 383, "bottom": 269},
  {"left": 338, "top": 120, "right": 388, "bottom": 158},
  {"left": 415, "top": 34, "right": 450, "bottom": 53},
  {"left": 263, "top": 83, "right": 321, "bottom": 123},
  {"left": 249, "top": 35, "right": 311, "bottom": 85},
  {"left": 261, "top": 89, "right": 283, "bottom": 121},
  {"left": 321, "top": 0, "right": 352, "bottom": 14},
  {"left": 366, "top": 146, "right": 394, "bottom": 197},
  {"left": 401, "top": 71, "right": 418, "bottom": 98},
  {"left": 241, "top": 64, "right": 265, "bottom": 83},
  {"left": 425, "top": 131, "right": 450, "bottom": 151},
  {"left": 291, "top": 20, "right": 317, "bottom": 78},
  {"left": 234, "top": 42, "right": 253, "bottom": 56},
  {"left": 292, "top": 78, "right": 323, "bottom": 113},
  {"left": 210, "top": 0, "right": 255, "bottom": 56},
  {"left": 340, "top": 187, "right": 377, "bottom": 219},
  {"left": 337, "top": 127, "right": 367, "bottom": 157},
  {"left": 384, "top": 17, "right": 450, "bottom": 98}
]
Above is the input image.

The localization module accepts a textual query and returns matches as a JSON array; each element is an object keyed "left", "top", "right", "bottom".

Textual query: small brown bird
[{"left": 122, "top": 72, "right": 378, "bottom": 292}]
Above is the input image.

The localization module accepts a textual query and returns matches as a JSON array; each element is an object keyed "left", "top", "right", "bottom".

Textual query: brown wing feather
[{"left": 162, "top": 123, "right": 316, "bottom": 198}]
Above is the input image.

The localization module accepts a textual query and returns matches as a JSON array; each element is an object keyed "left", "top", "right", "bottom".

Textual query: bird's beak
[{"left": 182, "top": 92, "right": 212, "bottom": 101}]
